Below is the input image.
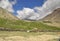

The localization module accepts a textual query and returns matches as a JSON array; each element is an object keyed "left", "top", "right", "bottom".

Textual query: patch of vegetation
[{"left": 0, "top": 18, "right": 60, "bottom": 31}]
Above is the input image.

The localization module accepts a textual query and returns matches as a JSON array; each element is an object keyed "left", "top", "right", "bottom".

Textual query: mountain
[
  {"left": 0, "top": 8, "right": 18, "bottom": 20},
  {"left": 0, "top": 7, "right": 60, "bottom": 31},
  {"left": 42, "top": 8, "right": 60, "bottom": 22},
  {"left": 42, "top": 8, "right": 60, "bottom": 27}
]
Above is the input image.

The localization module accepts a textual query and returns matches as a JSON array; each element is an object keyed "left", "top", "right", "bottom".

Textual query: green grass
[{"left": 0, "top": 18, "right": 60, "bottom": 31}]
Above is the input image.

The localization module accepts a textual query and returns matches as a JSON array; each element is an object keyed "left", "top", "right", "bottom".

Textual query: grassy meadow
[{"left": 0, "top": 18, "right": 60, "bottom": 31}]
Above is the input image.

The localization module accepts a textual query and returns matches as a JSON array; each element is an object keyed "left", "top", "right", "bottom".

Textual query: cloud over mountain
[
  {"left": 17, "top": 0, "right": 60, "bottom": 20},
  {"left": 0, "top": 0, "right": 16, "bottom": 12}
]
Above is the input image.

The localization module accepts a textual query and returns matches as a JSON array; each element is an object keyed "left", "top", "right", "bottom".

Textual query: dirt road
[{"left": 0, "top": 34, "right": 60, "bottom": 41}]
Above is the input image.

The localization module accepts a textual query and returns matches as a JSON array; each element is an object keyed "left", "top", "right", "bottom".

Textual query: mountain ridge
[
  {"left": 0, "top": 7, "right": 19, "bottom": 20},
  {"left": 42, "top": 8, "right": 60, "bottom": 22},
  {"left": 42, "top": 8, "right": 60, "bottom": 27}
]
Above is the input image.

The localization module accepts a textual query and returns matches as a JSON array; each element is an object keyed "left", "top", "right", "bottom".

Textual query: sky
[
  {"left": 0, "top": 0, "right": 60, "bottom": 20},
  {"left": 13, "top": 0, "right": 45, "bottom": 12}
]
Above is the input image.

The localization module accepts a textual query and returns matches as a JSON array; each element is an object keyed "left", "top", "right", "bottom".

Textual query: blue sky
[{"left": 12, "top": 0, "right": 45, "bottom": 13}]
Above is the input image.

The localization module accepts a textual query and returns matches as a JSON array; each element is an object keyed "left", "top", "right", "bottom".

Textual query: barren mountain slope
[
  {"left": 0, "top": 8, "right": 18, "bottom": 20},
  {"left": 43, "top": 8, "right": 60, "bottom": 22},
  {"left": 42, "top": 8, "right": 60, "bottom": 27}
]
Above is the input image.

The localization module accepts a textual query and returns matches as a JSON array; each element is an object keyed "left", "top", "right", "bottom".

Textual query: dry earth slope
[
  {"left": 0, "top": 7, "right": 19, "bottom": 20},
  {"left": 42, "top": 8, "right": 60, "bottom": 27}
]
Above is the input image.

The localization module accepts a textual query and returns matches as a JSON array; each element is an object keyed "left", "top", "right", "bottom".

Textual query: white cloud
[
  {"left": 0, "top": 0, "right": 16, "bottom": 12},
  {"left": 17, "top": 0, "right": 60, "bottom": 20},
  {"left": 17, "top": 8, "right": 40, "bottom": 20},
  {"left": 17, "top": 8, "right": 35, "bottom": 19}
]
